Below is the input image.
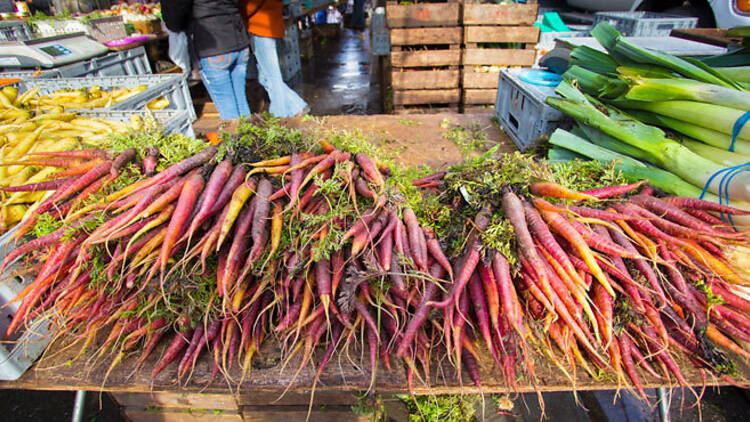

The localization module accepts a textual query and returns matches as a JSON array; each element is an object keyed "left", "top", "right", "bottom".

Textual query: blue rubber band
[
  {"left": 730, "top": 110, "right": 750, "bottom": 152},
  {"left": 700, "top": 161, "right": 750, "bottom": 229}
]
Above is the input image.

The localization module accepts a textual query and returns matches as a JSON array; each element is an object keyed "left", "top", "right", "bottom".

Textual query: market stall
[{"left": 0, "top": 2, "right": 749, "bottom": 422}]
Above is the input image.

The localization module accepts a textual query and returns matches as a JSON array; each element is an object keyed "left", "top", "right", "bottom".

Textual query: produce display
[
  {"left": 0, "top": 87, "right": 141, "bottom": 231},
  {"left": 1, "top": 113, "right": 749, "bottom": 407},
  {"left": 19, "top": 86, "right": 169, "bottom": 110},
  {"left": 546, "top": 22, "right": 750, "bottom": 220}
]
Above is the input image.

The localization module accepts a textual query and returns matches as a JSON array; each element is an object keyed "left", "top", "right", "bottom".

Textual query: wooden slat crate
[
  {"left": 460, "top": 1, "right": 539, "bottom": 108},
  {"left": 388, "top": 23, "right": 462, "bottom": 112},
  {"left": 462, "top": 71, "right": 500, "bottom": 89},
  {"left": 461, "top": 25, "right": 540, "bottom": 68},
  {"left": 385, "top": 3, "right": 460, "bottom": 28},
  {"left": 462, "top": 88, "right": 497, "bottom": 106},
  {"left": 462, "top": 2, "right": 537, "bottom": 26}
]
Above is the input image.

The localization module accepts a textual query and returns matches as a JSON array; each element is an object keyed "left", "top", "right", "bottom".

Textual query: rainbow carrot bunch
[
  {"left": 3, "top": 117, "right": 750, "bottom": 408},
  {"left": 414, "top": 170, "right": 750, "bottom": 397}
]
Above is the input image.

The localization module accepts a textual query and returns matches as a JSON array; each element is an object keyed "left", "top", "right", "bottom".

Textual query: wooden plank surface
[
  {"left": 462, "top": 48, "right": 536, "bottom": 66},
  {"left": 391, "top": 69, "right": 460, "bottom": 90},
  {"left": 386, "top": 3, "right": 459, "bottom": 28},
  {"left": 462, "top": 3, "right": 538, "bottom": 26},
  {"left": 462, "top": 71, "right": 500, "bottom": 89},
  {"left": 464, "top": 25, "right": 540, "bottom": 44},
  {"left": 242, "top": 405, "right": 370, "bottom": 422},
  {"left": 393, "top": 88, "right": 460, "bottom": 105},
  {"left": 124, "top": 408, "right": 243, "bottom": 422},
  {"left": 462, "top": 88, "right": 497, "bottom": 105},
  {"left": 390, "top": 49, "right": 461, "bottom": 67},
  {"left": 389, "top": 27, "right": 462, "bottom": 46},
  {"left": 111, "top": 392, "right": 239, "bottom": 410}
]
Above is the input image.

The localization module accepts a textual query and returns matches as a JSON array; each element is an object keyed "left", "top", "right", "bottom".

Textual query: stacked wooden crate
[
  {"left": 461, "top": 0, "right": 539, "bottom": 110},
  {"left": 386, "top": 1, "right": 462, "bottom": 113}
]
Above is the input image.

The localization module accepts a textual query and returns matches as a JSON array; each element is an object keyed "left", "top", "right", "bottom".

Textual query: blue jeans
[
  {"left": 200, "top": 48, "right": 251, "bottom": 119},
  {"left": 253, "top": 36, "right": 308, "bottom": 118}
]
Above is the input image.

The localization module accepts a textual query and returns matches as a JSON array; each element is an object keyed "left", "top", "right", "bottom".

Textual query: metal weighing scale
[{"left": 0, "top": 32, "right": 109, "bottom": 68}]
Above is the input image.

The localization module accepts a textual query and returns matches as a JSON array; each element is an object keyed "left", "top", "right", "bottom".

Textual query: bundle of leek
[{"left": 544, "top": 21, "right": 750, "bottom": 214}]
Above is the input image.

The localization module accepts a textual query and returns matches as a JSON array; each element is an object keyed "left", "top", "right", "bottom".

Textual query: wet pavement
[{"left": 295, "top": 27, "right": 382, "bottom": 115}]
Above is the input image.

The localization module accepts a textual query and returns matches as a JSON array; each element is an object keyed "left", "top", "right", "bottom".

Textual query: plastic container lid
[{"left": 519, "top": 69, "right": 562, "bottom": 87}]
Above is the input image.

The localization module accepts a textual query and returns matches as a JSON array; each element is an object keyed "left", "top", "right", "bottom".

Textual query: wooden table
[{"left": 0, "top": 113, "right": 742, "bottom": 421}]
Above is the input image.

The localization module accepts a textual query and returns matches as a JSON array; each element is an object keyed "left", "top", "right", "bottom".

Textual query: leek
[
  {"left": 569, "top": 45, "right": 619, "bottom": 75},
  {"left": 578, "top": 124, "right": 658, "bottom": 164},
  {"left": 628, "top": 110, "right": 750, "bottom": 155},
  {"left": 624, "top": 77, "right": 750, "bottom": 110},
  {"left": 548, "top": 129, "right": 704, "bottom": 197},
  {"left": 617, "top": 100, "right": 750, "bottom": 141},
  {"left": 545, "top": 95, "right": 750, "bottom": 202},
  {"left": 616, "top": 64, "right": 676, "bottom": 79},
  {"left": 548, "top": 147, "right": 586, "bottom": 163},
  {"left": 681, "top": 138, "right": 750, "bottom": 167},
  {"left": 591, "top": 22, "right": 741, "bottom": 89},
  {"left": 562, "top": 66, "right": 628, "bottom": 99},
  {"left": 716, "top": 66, "right": 750, "bottom": 83}
]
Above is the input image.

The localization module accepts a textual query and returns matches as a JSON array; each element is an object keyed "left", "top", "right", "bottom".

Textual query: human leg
[
  {"left": 252, "top": 35, "right": 308, "bottom": 118},
  {"left": 200, "top": 53, "right": 240, "bottom": 119},
  {"left": 229, "top": 47, "right": 252, "bottom": 118}
]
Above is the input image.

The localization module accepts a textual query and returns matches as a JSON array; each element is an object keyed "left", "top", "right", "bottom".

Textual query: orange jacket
[{"left": 242, "top": 0, "right": 285, "bottom": 39}]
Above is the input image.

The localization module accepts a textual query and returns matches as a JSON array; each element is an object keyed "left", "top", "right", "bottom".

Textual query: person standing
[
  {"left": 161, "top": 0, "right": 252, "bottom": 120},
  {"left": 242, "top": 0, "right": 308, "bottom": 118}
]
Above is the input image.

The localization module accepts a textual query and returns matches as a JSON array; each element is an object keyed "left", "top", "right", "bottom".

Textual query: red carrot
[
  {"left": 138, "top": 145, "right": 216, "bottom": 194},
  {"left": 15, "top": 160, "right": 113, "bottom": 239},
  {"left": 580, "top": 180, "right": 647, "bottom": 199},
  {"left": 160, "top": 173, "right": 204, "bottom": 279},
  {"left": 523, "top": 200, "right": 585, "bottom": 289},
  {"left": 424, "top": 227, "right": 451, "bottom": 279},
  {"left": 186, "top": 159, "right": 233, "bottom": 238},
  {"left": 630, "top": 194, "right": 744, "bottom": 238},
  {"left": 110, "top": 148, "right": 136, "bottom": 177},
  {"left": 316, "top": 258, "right": 332, "bottom": 315},
  {"left": 354, "top": 177, "right": 377, "bottom": 199},
  {"left": 492, "top": 252, "right": 523, "bottom": 336},
  {"left": 396, "top": 264, "right": 444, "bottom": 358},
  {"left": 618, "top": 334, "right": 648, "bottom": 401},
  {"left": 355, "top": 152, "right": 384, "bottom": 190},
  {"left": 142, "top": 146, "right": 159, "bottom": 175},
  {"left": 430, "top": 205, "right": 490, "bottom": 309},
  {"left": 152, "top": 325, "right": 193, "bottom": 381},
  {"left": 663, "top": 196, "right": 750, "bottom": 215},
  {"left": 0, "top": 177, "right": 72, "bottom": 192}
]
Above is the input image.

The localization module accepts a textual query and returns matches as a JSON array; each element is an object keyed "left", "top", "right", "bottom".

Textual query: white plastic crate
[
  {"left": 0, "top": 21, "right": 33, "bottom": 42},
  {"left": 494, "top": 68, "right": 572, "bottom": 151},
  {"left": 77, "top": 109, "right": 195, "bottom": 138},
  {"left": 1, "top": 47, "right": 151, "bottom": 80},
  {"left": 593, "top": 11, "right": 697, "bottom": 37},
  {"left": 0, "top": 226, "right": 53, "bottom": 381},
  {"left": 17, "top": 74, "right": 196, "bottom": 121}
]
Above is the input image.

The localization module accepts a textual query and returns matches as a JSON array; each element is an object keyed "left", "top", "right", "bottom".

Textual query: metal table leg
[
  {"left": 71, "top": 390, "right": 86, "bottom": 422},
  {"left": 658, "top": 387, "right": 670, "bottom": 422}
]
